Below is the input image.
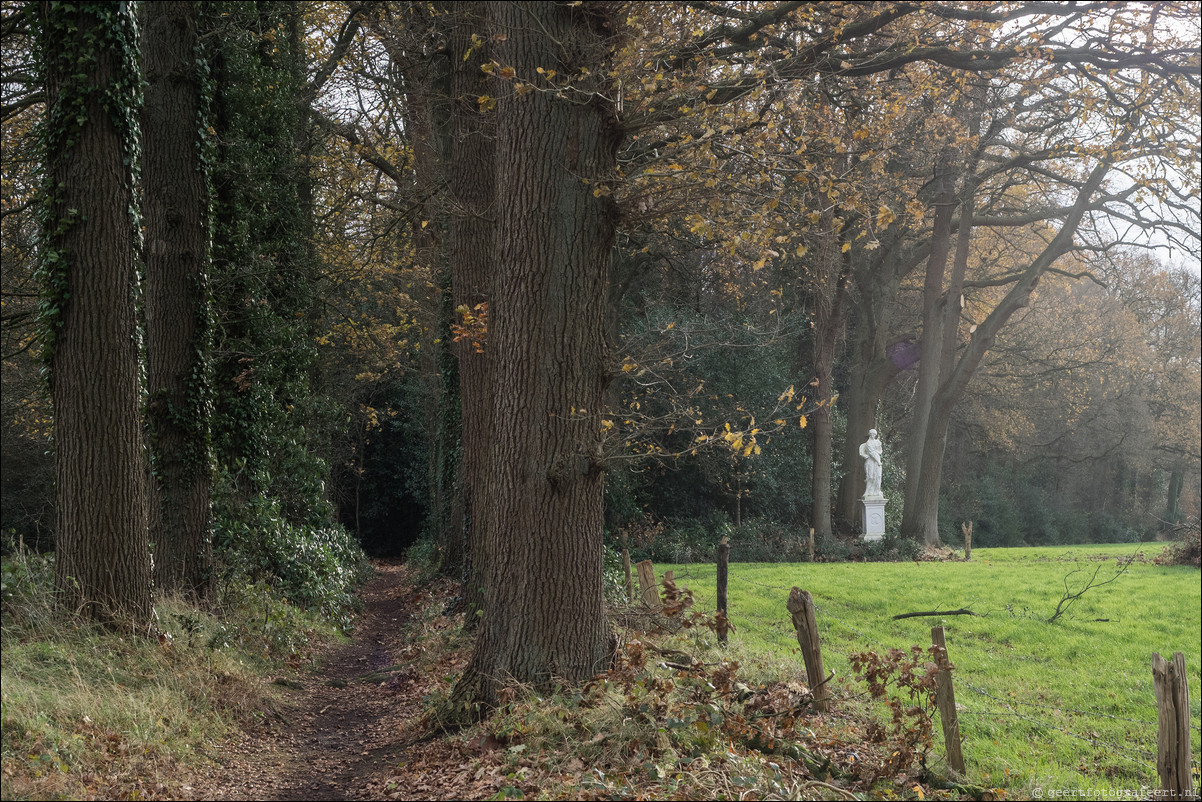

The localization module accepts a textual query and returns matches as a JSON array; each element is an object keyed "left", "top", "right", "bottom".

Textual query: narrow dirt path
[{"left": 182, "top": 562, "right": 481, "bottom": 801}]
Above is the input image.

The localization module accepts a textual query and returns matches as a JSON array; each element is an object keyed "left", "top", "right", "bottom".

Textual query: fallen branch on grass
[
  {"left": 1047, "top": 552, "right": 1137, "bottom": 623},
  {"left": 891, "top": 608, "right": 981, "bottom": 620}
]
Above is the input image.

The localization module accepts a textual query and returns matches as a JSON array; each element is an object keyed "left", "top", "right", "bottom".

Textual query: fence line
[{"left": 634, "top": 556, "right": 1197, "bottom": 792}]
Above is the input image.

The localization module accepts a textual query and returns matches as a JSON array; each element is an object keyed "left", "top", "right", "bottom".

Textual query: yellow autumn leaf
[
  {"left": 841, "top": 242, "right": 851, "bottom": 253},
  {"left": 799, "top": 415, "right": 808, "bottom": 429}
]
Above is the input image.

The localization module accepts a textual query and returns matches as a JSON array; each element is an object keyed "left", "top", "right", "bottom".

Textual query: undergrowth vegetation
[
  {"left": 1155, "top": 519, "right": 1201, "bottom": 568},
  {"left": 0, "top": 538, "right": 363, "bottom": 801},
  {"left": 406, "top": 578, "right": 995, "bottom": 801},
  {"left": 402, "top": 542, "right": 1200, "bottom": 800},
  {"left": 412, "top": 546, "right": 1200, "bottom": 800}
]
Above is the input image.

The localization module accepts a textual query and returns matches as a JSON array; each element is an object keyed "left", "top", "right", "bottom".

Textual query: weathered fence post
[
  {"left": 636, "top": 559, "right": 659, "bottom": 609},
  {"left": 808, "top": 527, "right": 815, "bottom": 562},
  {"left": 787, "top": 587, "right": 830, "bottom": 712},
  {"left": 1153, "top": 651, "right": 1194, "bottom": 800},
  {"left": 716, "top": 536, "right": 730, "bottom": 645},
  {"left": 961, "top": 522, "right": 973, "bottom": 561},
  {"left": 931, "top": 626, "right": 966, "bottom": 774},
  {"left": 621, "top": 529, "right": 633, "bottom": 603}
]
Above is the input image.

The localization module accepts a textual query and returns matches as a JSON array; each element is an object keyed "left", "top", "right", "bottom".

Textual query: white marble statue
[{"left": 859, "top": 429, "right": 883, "bottom": 499}]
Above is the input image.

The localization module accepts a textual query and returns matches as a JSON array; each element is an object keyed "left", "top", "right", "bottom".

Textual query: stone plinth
[{"left": 861, "top": 497, "right": 887, "bottom": 541}]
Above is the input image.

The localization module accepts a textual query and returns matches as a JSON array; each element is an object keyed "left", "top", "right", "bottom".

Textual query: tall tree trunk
[
  {"left": 40, "top": 1, "right": 151, "bottom": 623},
  {"left": 391, "top": 7, "right": 461, "bottom": 568},
  {"left": 447, "top": 0, "right": 620, "bottom": 719},
  {"left": 1166, "top": 468, "right": 1184, "bottom": 526},
  {"left": 143, "top": 0, "right": 214, "bottom": 601},
  {"left": 449, "top": 1, "right": 495, "bottom": 625},
  {"left": 810, "top": 225, "right": 848, "bottom": 540},
  {"left": 906, "top": 186, "right": 974, "bottom": 546},
  {"left": 901, "top": 148, "right": 957, "bottom": 543}
]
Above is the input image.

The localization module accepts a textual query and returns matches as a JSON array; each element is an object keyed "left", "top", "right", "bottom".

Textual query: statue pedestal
[{"left": 861, "top": 497, "right": 887, "bottom": 542}]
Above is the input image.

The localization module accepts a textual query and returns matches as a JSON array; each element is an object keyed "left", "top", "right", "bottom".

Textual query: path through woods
[{"left": 181, "top": 563, "right": 487, "bottom": 801}]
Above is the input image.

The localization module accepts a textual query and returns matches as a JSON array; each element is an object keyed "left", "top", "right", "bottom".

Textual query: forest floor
[
  {"left": 181, "top": 562, "right": 494, "bottom": 801},
  {"left": 173, "top": 559, "right": 1025, "bottom": 802}
]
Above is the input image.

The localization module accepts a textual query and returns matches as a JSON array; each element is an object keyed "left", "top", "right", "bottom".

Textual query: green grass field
[{"left": 664, "top": 544, "right": 1201, "bottom": 798}]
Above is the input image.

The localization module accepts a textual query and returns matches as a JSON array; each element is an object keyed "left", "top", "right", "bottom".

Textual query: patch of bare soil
[{"left": 182, "top": 562, "right": 476, "bottom": 801}]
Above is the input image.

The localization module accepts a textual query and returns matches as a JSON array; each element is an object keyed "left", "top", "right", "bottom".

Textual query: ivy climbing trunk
[
  {"left": 447, "top": 0, "right": 620, "bottom": 719},
  {"left": 208, "top": 2, "right": 326, "bottom": 527},
  {"left": 142, "top": 0, "right": 214, "bottom": 600},
  {"left": 39, "top": 1, "right": 151, "bottom": 623}
]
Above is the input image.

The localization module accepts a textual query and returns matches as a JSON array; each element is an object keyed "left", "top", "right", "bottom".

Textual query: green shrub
[
  {"left": 212, "top": 491, "right": 368, "bottom": 631},
  {"left": 404, "top": 535, "right": 441, "bottom": 582},
  {"left": 857, "top": 534, "right": 921, "bottom": 562},
  {"left": 602, "top": 543, "right": 628, "bottom": 604},
  {"left": 726, "top": 518, "right": 809, "bottom": 563}
]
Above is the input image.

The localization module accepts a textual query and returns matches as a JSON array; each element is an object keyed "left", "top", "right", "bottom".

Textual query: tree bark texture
[
  {"left": 41, "top": 1, "right": 151, "bottom": 623},
  {"left": 143, "top": 0, "right": 214, "bottom": 600},
  {"left": 450, "top": 0, "right": 620, "bottom": 714},
  {"left": 449, "top": 1, "right": 496, "bottom": 625}
]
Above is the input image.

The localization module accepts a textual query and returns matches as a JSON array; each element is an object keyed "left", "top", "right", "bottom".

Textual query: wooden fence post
[
  {"left": 716, "top": 536, "right": 730, "bottom": 644},
  {"left": 787, "top": 587, "right": 830, "bottom": 712},
  {"left": 808, "top": 527, "right": 815, "bottom": 562},
  {"left": 621, "top": 530, "right": 633, "bottom": 603},
  {"left": 1153, "top": 651, "right": 1194, "bottom": 800},
  {"left": 931, "top": 626, "right": 966, "bottom": 774},
  {"left": 636, "top": 559, "right": 659, "bottom": 609},
  {"left": 961, "top": 522, "right": 972, "bottom": 561}
]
